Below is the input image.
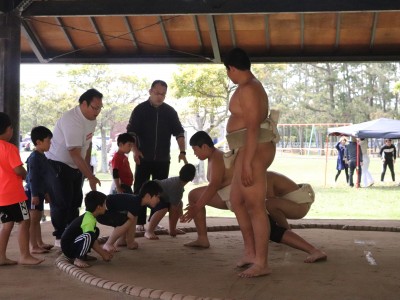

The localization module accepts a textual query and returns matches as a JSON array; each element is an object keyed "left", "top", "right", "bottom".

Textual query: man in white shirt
[{"left": 46, "top": 88, "right": 103, "bottom": 246}]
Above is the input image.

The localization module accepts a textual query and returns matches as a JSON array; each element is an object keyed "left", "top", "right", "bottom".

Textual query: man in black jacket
[
  {"left": 380, "top": 139, "right": 396, "bottom": 182},
  {"left": 344, "top": 137, "right": 363, "bottom": 187},
  {"left": 127, "top": 80, "right": 187, "bottom": 230}
]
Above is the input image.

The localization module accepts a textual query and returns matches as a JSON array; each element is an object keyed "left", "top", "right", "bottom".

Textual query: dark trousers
[
  {"left": 48, "top": 160, "right": 84, "bottom": 239},
  {"left": 335, "top": 167, "right": 349, "bottom": 183},
  {"left": 62, "top": 228, "right": 99, "bottom": 260},
  {"left": 348, "top": 160, "right": 362, "bottom": 187},
  {"left": 133, "top": 160, "right": 170, "bottom": 225},
  {"left": 381, "top": 160, "right": 395, "bottom": 181}
]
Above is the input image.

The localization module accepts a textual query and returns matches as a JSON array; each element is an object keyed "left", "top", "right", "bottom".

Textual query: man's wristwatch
[{"left": 180, "top": 151, "right": 186, "bottom": 155}]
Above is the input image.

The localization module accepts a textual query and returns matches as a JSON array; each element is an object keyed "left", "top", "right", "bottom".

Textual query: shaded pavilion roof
[{"left": 9, "top": 0, "right": 400, "bottom": 63}]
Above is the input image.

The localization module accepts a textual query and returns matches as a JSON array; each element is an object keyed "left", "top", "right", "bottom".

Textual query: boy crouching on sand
[
  {"left": 98, "top": 180, "right": 162, "bottom": 252},
  {"left": 145, "top": 164, "right": 196, "bottom": 240},
  {"left": 61, "top": 191, "right": 113, "bottom": 268},
  {"left": 0, "top": 112, "right": 44, "bottom": 266}
]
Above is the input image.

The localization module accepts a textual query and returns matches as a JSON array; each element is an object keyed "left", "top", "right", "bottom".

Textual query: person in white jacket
[{"left": 358, "top": 138, "right": 374, "bottom": 187}]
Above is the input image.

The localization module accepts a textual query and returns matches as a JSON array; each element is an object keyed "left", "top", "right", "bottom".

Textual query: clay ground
[{"left": 1, "top": 218, "right": 399, "bottom": 300}]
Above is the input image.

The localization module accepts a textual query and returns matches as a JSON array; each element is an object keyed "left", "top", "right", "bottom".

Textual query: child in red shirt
[
  {"left": 111, "top": 133, "right": 135, "bottom": 194},
  {"left": 0, "top": 112, "right": 44, "bottom": 266}
]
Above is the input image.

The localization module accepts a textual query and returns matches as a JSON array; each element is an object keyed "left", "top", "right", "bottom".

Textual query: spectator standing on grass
[
  {"left": 334, "top": 137, "right": 349, "bottom": 183},
  {"left": 344, "top": 137, "right": 363, "bottom": 188},
  {"left": 127, "top": 80, "right": 187, "bottom": 231},
  {"left": 380, "top": 139, "right": 396, "bottom": 182},
  {"left": 358, "top": 138, "right": 374, "bottom": 187}
]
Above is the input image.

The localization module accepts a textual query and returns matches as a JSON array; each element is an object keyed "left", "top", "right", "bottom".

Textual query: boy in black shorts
[
  {"left": 25, "top": 126, "right": 54, "bottom": 254},
  {"left": 0, "top": 112, "right": 44, "bottom": 266},
  {"left": 61, "top": 191, "right": 113, "bottom": 268},
  {"left": 145, "top": 164, "right": 196, "bottom": 240},
  {"left": 98, "top": 180, "right": 162, "bottom": 252}
]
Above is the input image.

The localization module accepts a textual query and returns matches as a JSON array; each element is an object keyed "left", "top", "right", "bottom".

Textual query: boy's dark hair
[
  {"left": 190, "top": 131, "right": 214, "bottom": 148},
  {"left": 85, "top": 191, "right": 107, "bottom": 213},
  {"left": 31, "top": 126, "right": 53, "bottom": 146},
  {"left": 223, "top": 47, "right": 251, "bottom": 71},
  {"left": 179, "top": 163, "right": 196, "bottom": 182},
  {"left": 151, "top": 80, "right": 168, "bottom": 89},
  {"left": 0, "top": 112, "right": 12, "bottom": 135},
  {"left": 117, "top": 133, "right": 135, "bottom": 145},
  {"left": 78, "top": 88, "right": 103, "bottom": 105},
  {"left": 138, "top": 180, "right": 163, "bottom": 199}
]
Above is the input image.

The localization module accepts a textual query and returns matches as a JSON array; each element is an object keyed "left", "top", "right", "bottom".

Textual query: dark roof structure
[{"left": 9, "top": 0, "right": 400, "bottom": 64}]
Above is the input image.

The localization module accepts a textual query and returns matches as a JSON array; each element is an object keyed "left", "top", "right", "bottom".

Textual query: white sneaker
[{"left": 54, "top": 239, "right": 61, "bottom": 248}]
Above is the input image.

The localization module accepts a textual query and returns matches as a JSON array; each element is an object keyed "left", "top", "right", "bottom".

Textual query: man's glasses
[{"left": 90, "top": 104, "right": 103, "bottom": 112}]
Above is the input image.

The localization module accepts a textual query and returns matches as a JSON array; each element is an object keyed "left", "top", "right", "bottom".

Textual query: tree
[
  {"left": 172, "top": 65, "right": 235, "bottom": 182},
  {"left": 172, "top": 65, "right": 235, "bottom": 135},
  {"left": 20, "top": 81, "right": 75, "bottom": 135}
]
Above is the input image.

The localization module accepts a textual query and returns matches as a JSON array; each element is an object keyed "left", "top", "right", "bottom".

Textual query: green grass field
[{"left": 21, "top": 148, "right": 399, "bottom": 220}]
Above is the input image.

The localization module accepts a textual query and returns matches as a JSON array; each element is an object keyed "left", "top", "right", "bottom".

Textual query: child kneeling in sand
[{"left": 61, "top": 191, "right": 113, "bottom": 268}]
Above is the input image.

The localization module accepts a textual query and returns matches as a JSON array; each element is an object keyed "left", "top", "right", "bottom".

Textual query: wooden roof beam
[
  {"left": 206, "top": 15, "right": 221, "bottom": 63},
  {"left": 20, "top": 19, "right": 47, "bottom": 63},
  {"left": 123, "top": 17, "right": 138, "bottom": 49},
  {"left": 89, "top": 17, "right": 108, "bottom": 52},
  {"left": 23, "top": 0, "right": 400, "bottom": 17},
  {"left": 55, "top": 17, "right": 77, "bottom": 51},
  {"left": 158, "top": 17, "right": 170, "bottom": 49},
  {"left": 192, "top": 15, "right": 204, "bottom": 50},
  {"left": 370, "top": 12, "right": 378, "bottom": 50}
]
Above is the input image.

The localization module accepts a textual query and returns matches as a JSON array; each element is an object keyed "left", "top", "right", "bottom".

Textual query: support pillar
[{"left": 0, "top": 11, "right": 21, "bottom": 145}]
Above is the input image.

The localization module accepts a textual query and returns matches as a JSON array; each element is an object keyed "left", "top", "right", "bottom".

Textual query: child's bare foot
[
  {"left": 116, "top": 241, "right": 127, "bottom": 247},
  {"left": 82, "top": 254, "right": 97, "bottom": 261},
  {"left": 38, "top": 243, "right": 54, "bottom": 251},
  {"left": 238, "top": 264, "right": 272, "bottom": 278},
  {"left": 31, "top": 247, "right": 49, "bottom": 254},
  {"left": 97, "top": 236, "right": 109, "bottom": 244},
  {"left": 102, "top": 243, "right": 117, "bottom": 253},
  {"left": 304, "top": 250, "right": 327, "bottom": 263},
  {"left": 74, "top": 258, "right": 90, "bottom": 268},
  {"left": 144, "top": 232, "right": 159, "bottom": 240},
  {"left": 236, "top": 255, "right": 255, "bottom": 268},
  {"left": 184, "top": 239, "right": 210, "bottom": 248},
  {"left": 19, "top": 255, "right": 45, "bottom": 265},
  {"left": 127, "top": 241, "right": 139, "bottom": 250},
  {"left": 0, "top": 258, "right": 18, "bottom": 266},
  {"left": 169, "top": 228, "right": 186, "bottom": 237}
]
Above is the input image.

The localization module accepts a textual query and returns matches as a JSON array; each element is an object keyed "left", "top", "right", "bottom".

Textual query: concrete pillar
[{"left": 0, "top": 11, "right": 21, "bottom": 145}]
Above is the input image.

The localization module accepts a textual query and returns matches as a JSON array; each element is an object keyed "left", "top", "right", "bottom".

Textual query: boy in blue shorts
[
  {"left": 25, "top": 126, "right": 54, "bottom": 254},
  {"left": 144, "top": 164, "right": 196, "bottom": 240},
  {"left": 0, "top": 112, "right": 44, "bottom": 266},
  {"left": 61, "top": 191, "right": 113, "bottom": 268},
  {"left": 98, "top": 180, "right": 162, "bottom": 252}
]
